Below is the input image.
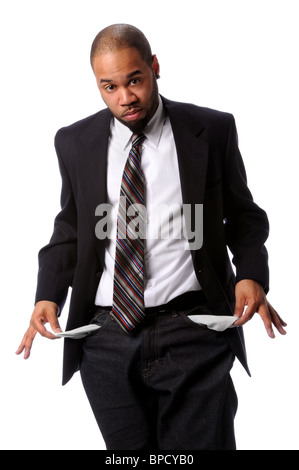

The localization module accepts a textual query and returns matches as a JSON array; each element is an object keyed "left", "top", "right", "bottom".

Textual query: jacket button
[
  {"left": 198, "top": 266, "right": 207, "bottom": 274},
  {"left": 96, "top": 271, "right": 102, "bottom": 279}
]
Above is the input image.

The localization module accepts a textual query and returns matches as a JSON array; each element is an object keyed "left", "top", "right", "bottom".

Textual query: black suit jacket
[{"left": 35, "top": 96, "right": 269, "bottom": 385}]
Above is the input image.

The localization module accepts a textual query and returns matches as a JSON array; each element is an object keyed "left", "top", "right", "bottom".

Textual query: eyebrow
[{"left": 100, "top": 70, "right": 143, "bottom": 84}]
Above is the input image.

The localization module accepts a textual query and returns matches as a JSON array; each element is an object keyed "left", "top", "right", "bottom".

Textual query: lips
[{"left": 122, "top": 108, "right": 143, "bottom": 120}]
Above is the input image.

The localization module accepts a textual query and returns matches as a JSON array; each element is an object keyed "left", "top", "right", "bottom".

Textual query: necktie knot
[{"left": 132, "top": 134, "right": 145, "bottom": 149}]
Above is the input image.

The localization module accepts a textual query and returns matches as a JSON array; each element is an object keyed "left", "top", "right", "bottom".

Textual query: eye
[
  {"left": 105, "top": 84, "right": 116, "bottom": 92},
  {"left": 130, "top": 78, "right": 140, "bottom": 86}
]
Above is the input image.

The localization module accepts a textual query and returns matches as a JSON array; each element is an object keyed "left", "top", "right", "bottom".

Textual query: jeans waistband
[
  {"left": 94, "top": 290, "right": 205, "bottom": 316},
  {"left": 145, "top": 290, "right": 205, "bottom": 315}
]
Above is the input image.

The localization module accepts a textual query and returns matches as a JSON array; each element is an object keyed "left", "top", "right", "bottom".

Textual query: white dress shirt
[{"left": 95, "top": 96, "right": 202, "bottom": 307}]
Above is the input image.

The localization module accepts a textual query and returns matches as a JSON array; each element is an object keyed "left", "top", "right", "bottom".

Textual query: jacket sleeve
[
  {"left": 35, "top": 130, "right": 77, "bottom": 314},
  {"left": 223, "top": 115, "right": 270, "bottom": 293}
]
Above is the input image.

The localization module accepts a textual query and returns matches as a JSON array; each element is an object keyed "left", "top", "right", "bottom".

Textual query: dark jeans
[{"left": 80, "top": 306, "right": 237, "bottom": 450}]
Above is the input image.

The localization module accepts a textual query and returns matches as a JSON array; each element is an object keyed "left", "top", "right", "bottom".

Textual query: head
[{"left": 91, "top": 24, "right": 160, "bottom": 134}]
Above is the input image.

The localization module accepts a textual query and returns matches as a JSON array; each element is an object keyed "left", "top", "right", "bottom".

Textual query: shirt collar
[{"left": 112, "top": 95, "right": 165, "bottom": 150}]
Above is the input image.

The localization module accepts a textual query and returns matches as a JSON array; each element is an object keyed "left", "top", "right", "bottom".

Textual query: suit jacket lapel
[
  {"left": 79, "top": 108, "right": 112, "bottom": 265},
  {"left": 162, "top": 97, "right": 209, "bottom": 206}
]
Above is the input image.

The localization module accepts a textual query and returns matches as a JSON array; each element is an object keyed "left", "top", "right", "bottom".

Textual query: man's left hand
[{"left": 233, "top": 279, "right": 287, "bottom": 338}]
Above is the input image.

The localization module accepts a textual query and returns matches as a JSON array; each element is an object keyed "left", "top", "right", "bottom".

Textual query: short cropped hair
[{"left": 90, "top": 24, "right": 153, "bottom": 68}]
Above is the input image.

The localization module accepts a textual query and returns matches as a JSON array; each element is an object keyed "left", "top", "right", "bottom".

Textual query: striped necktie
[{"left": 111, "top": 134, "right": 146, "bottom": 332}]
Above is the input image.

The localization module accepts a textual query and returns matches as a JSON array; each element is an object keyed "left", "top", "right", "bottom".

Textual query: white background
[{"left": 1, "top": 0, "right": 298, "bottom": 450}]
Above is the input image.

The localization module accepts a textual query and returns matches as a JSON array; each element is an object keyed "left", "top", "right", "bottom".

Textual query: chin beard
[{"left": 118, "top": 116, "right": 149, "bottom": 135}]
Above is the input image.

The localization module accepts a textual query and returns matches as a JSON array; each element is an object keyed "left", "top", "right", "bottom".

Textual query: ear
[{"left": 152, "top": 54, "right": 160, "bottom": 79}]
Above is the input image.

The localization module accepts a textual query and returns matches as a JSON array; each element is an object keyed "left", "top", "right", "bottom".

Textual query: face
[{"left": 93, "top": 48, "right": 160, "bottom": 134}]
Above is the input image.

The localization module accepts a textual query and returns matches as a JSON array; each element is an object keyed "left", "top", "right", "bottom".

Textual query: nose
[{"left": 118, "top": 87, "right": 137, "bottom": 106}]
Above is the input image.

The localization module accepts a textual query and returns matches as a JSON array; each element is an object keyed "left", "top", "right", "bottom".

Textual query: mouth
[{"left": 122, "top": 108, "right": 143, "bottom": 121}]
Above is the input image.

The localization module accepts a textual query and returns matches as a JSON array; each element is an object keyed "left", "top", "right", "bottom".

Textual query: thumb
[
  {"left": 234, "top": 298, "right": 245, "bottom": 318},
  {"left": 48, "top": 312, "right": 62, "bottom": 333}
]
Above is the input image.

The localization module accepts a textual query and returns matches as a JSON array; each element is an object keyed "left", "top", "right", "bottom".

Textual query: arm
[
  {"left": 16, "top": 131, "right": 78, "bottom": 358},
  {"left": 34, "top": 131, "right": 78, "bottom": 309},
  {"left": 223, "top": 117, "right": 287, "bottom": 336}
]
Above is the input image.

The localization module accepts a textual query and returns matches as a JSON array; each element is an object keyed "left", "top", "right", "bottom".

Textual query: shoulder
[
  {"left": 161, "top": 96, "right": 235, "bottom": 132},
  {"left": 55, "top": 107, "right": 112, "bottom": 149}
]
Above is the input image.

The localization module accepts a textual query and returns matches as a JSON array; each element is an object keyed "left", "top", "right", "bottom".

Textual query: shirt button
[{"left": 147, "top": 281, "right": 153, "bottom": 288}]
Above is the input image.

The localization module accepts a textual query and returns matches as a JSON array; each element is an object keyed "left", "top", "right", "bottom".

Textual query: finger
[
  {"left": 16, "top": 332, "right": 29, "bottom": 356},
  {"left": 31, "top": 316, "right": 58, "bottom": 340},
  {"left": 258, "top": 304, "right": 275, "bottom": 338},
  {"left": 36, "top": 322, "right": 57, "bottom": 339},
  {"left": 49, "top": 317, "right": 62, "bottom": 334},
  {"left": 38, "top": 310, "right": 62, "bottom": 336},
  {"left": 268, "top": 302, "right": 287, "bottom": 326},
  {"left": 268, "top": 304, "right": 287, "bottom": 335},
  {"left": 16, "top": 328, "right": 37, "bottom": 359},
  {"left": 24, "top": 341, "right": 33, "bottom": 359},
  {"left": 15, "top": 343, "right": 25, "bottom": 355},
  {"left": 234, "top": 302, "right": 256, "bottom": 326}
]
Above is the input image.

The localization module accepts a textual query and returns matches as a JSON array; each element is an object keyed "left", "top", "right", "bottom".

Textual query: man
[{"left": 17, "top": 24, "right": 286, "bottom": 450}]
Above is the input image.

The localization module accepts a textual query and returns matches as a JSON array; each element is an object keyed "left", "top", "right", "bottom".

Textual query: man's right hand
[{"left": 16, "top": 300, "right": 62, "bottom": 359}]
